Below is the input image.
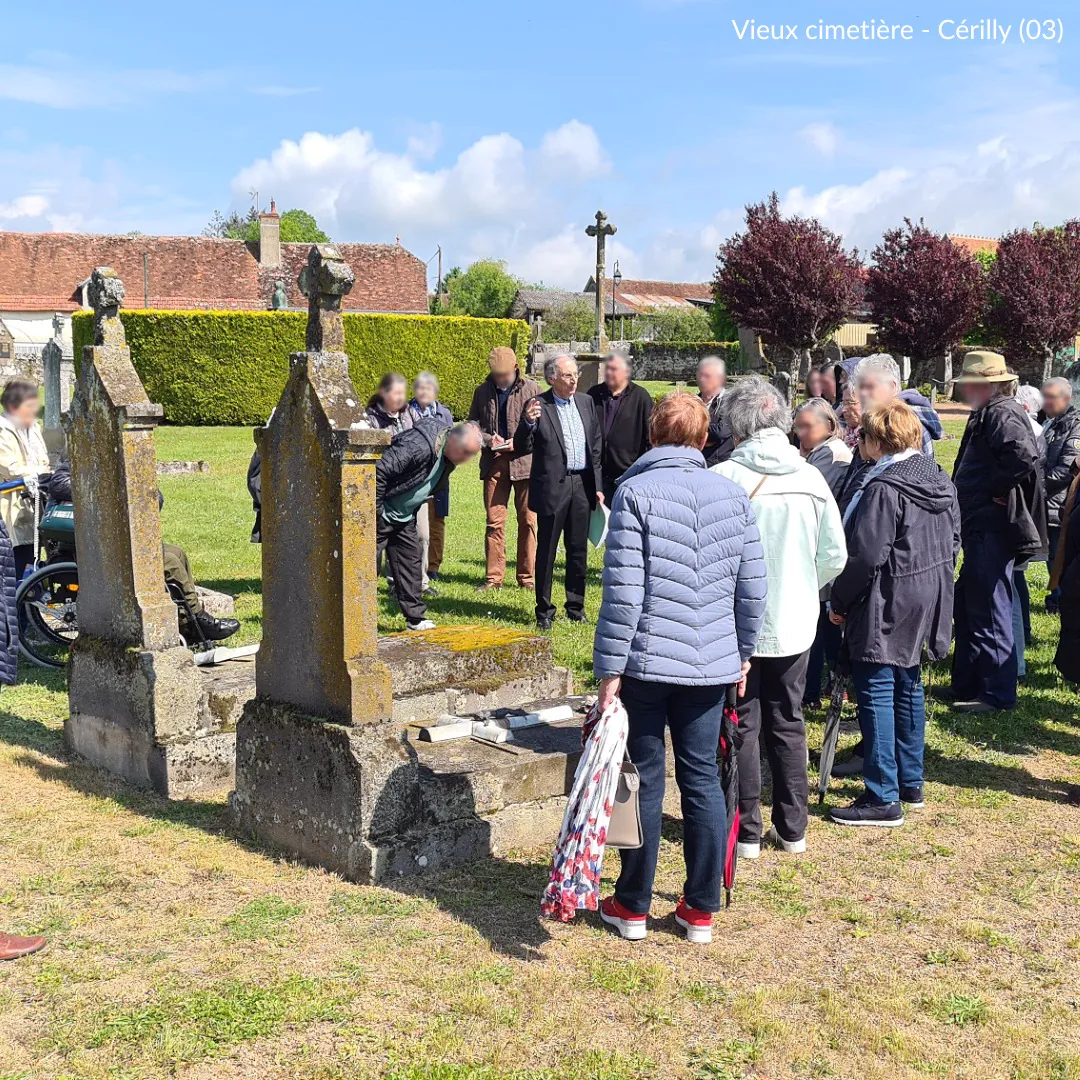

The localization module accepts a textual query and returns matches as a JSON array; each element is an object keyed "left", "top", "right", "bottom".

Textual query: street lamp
[{"left": 612, "top": 260, "right": 622, "bottom": 342}]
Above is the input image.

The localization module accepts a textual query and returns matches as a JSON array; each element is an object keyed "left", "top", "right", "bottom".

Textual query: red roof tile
[
  {"left": 949, "top": 234, "right": 999, "bottom": 257},
  {"left": 0, "top": 231, "right": 429, "bottom": 314}
]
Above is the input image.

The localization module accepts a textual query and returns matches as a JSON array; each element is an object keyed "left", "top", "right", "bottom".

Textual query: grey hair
[
  {"left": 723, "top": 374, "right": 792, "bottom": 441},
  {"left": 604, "top": 351, "right": 632, "bottom": 374},
  {"left": 448, "top": 420, "right": 483, "bottom": 446},
  {"left": 698, "top": 355, "right": 726, "bottom": 377},
  {"left": 413, "top": 370, "right": 439, "bottom": 393},
  {"left": 1016, "top": 384, "right": 1044, "bottom": 415},
  {"left": 854, "top": 353, "right": 902, "bottom": 392},
  {"left": 794, "top": 396, "right": 841, "bottom": 437},
  {"left": 543, "top": 353, "right": 577, "bottom": 384},
  {"left": 1044, "top": 376, "right": 1073, "bottom": 400}
]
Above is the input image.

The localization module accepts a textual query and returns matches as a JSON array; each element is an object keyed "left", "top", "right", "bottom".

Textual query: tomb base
[{"left": 65, "top": 639, "right": 254, "bottom": 798}]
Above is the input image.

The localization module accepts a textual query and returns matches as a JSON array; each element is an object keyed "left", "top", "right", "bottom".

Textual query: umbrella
[
  {"left": 540, "top": 697, "right": 629, "bottom": 922},
  {"left": 719, "top": 684, "right": 741, "bottom": 907},
  {"left": 817, "top": 637, "right": 851, "bottom": 805}
]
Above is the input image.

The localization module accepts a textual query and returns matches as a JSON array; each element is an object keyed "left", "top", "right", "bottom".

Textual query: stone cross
[
  {"left": 298, "top": 244, "right": 355, "bottom": 353},
  {"left": 585, "top": 210, "right": 617, "bottom": 349},
  {"left": 255, "top": 245, "right": 392, "bottom": 725}
]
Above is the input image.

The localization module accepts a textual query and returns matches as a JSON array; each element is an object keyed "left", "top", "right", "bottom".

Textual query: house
[
  {"left": 584, "top": 277, "right": 714, "bottom": 314},
  {"left": 0, "top": 204, "right": 429, "bottom": 360},
  {"left": 509, "top": 287, "right": 635, "bottom": 326},
  {"left": 948, "top": 234, "right": 999, "bottom": 258}
]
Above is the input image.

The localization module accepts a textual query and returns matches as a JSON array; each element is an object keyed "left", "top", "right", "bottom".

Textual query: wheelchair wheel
[{"left": 16, "top": 561, "right": 80, "bottom": 670}]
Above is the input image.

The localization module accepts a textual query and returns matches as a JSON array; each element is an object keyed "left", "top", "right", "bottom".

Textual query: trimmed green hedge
[{"left": 72, "top": 310, "right": 528, "bottom": 424}]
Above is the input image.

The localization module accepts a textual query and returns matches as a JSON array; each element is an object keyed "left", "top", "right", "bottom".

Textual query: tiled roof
[
  {"left": 949, "top": 234, "right": 999, "bottom": 257},
  {"left": 511, "top": 287, "right": 635, "bottom": 319},
  {"left": 584, "top": 276, "right": 714, "bottom": 313},
  {"left": 0, "top": 231, "right": 429, "bottom": 314}
]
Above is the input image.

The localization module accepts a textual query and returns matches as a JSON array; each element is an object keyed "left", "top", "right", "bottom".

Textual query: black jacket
[
  {"left": 701, "top": 392, "right": 734, "bottom": 467},
  {"left": 0, "top": 518, "right": 17, "bottom": 686},
  {"left": 953, "top": 396, "right": 1045, "bottom": 557},
  {"left": 247, "top": 449, "right": 262, "bottom": 543},
  {"left": 587, "top": 381, "right": 653, "bottom": 485},
  {"left": 835, "top": 449, "right": 873, "bottom": 517},
  {"left": 1044, "top": 406, "right": 1080, "bottom": 527},
  {"left": 831, "top": 454, "right": 961, "bottom": 668},
  {"left": 1055, "top": 477, "right": 1080, "bottom": 683},
  {"left": 375, "top": 418, "right": 453, "bottom": 513},
  {"left": 513, "top": 390, "right": 603, "bottom": 516}
]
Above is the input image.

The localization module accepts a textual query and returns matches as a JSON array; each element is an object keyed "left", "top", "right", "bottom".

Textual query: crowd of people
[{"left": 353, "top": 345, "right": 1079, "bottom": 944}]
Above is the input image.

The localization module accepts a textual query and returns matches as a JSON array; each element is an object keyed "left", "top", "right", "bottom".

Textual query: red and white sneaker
[
  {"left": 599, "top": 896, "right": 647, "bottom": 941},
  {"left": 674, "top": 898, "right": 713, "bottom": 945}
]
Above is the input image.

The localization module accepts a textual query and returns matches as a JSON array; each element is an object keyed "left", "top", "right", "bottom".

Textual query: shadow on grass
[{"left": 200, "top": 576, "right": 262, "bottom": 597}]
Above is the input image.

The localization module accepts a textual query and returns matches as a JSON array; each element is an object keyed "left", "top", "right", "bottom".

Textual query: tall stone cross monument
[
  {"left": 585, "top": 210, "right": 617, "bottom": 350},
  {"left": 255, "top": 244, "right": 394, "bottom": 724}
]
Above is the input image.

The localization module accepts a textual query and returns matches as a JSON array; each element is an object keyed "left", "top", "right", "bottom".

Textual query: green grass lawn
[{"left": 2, "top": 417, "right": 1080, "bottom": 1080}]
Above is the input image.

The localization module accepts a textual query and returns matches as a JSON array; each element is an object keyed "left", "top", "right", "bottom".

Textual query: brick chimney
[{"left": 258, "top": 199, "right": 281, "bottom": 269}]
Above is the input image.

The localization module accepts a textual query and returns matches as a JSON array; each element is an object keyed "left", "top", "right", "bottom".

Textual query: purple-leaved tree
[
  {"left": 866, "top": 219, "right": 987, "bottom": 386},
  {"left": 986, "top": 222, "right": 1080, "bottom": 383},
  {"left": 714, "top": 192, "right": 862, "bottom": 401}
]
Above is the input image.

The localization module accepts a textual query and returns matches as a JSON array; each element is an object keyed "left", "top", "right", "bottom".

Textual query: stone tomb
[{"left": 232, "top": 245, "right": 583, "bottom": 882}]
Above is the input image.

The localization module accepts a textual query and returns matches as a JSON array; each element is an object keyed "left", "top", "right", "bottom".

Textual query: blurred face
[
  {"left": 7, "top": 395, "right": 39, "bottom": 427},
  {"left": 857, "top": 372, "right": 897, "bottom": 411},
  {"left": 550, "top": 357, "right": 579, "bottom": 398},
  {"left": 820, "top": 370, "right": 837, "bottom": 401},
  {"left": 697, "top": 363, "right": 725, "bottom": 401},
  {"left": 1044, "top": 383, "right": 1071, "bottom": 418},
  {"left": 960, "top": 382, "right": 994, "bottom": 410},
  {"left": 444, "top": 427, "right": 483, "bottom": 465},
  {"left": 841, "top": 390, "right": 861, "bottom": 427},
  {"left": 382, "top": 381, "right": 407, "bottom": 414},
  {"left": 794, "top": 410, "right": 830, "bottom": 452},
  {"left": 604, "top": 355, "right": 631, "bottom": 393},
  {"left": 413, "top": 379, "right": 437, "bottom": 408},
  {"left": 859, "top": 432, "right": 884, "bottom": 464},
  {"left": 491, "top": 368, "right": 516, "bottom": 391},
  {"left": 805, "top": 371, "right": 824, "bottom": 399}
]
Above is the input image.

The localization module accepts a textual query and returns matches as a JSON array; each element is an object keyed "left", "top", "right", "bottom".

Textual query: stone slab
[
  {"left": 195, "top": 587, "right": 235, "bottom": 619},
  {"left": 378, "top": 626, "right": 552, "bottom": 697}
]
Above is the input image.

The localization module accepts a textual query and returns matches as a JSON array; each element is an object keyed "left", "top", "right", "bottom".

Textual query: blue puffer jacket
[{"left": 593, "top": 446, "right": 767, "bottom": 685}]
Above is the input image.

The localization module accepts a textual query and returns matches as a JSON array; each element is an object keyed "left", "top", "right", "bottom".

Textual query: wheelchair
[{"left": 5, "top": 480, "right": 219, "bottom": 670}]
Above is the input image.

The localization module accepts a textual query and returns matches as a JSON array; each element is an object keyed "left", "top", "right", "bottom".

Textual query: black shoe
[
  {"left": 423, "top": 583, "right": 439, "bottom": 597},
  {"left": 536, "top": 616, "right": 554, "bottom": 631},
  {"left": 928, "top": 685, "right": 955, "bottom": 703},
  {"left": 190, "top": 610, "right": 240, "bottom": 643},
  {"left": 566, "top": 611, "right": 589, "bottom": 624},
  {"left": 831, "top": 751, "right": 864, "bottom": 778},
  {"left": 900, "top": 786, "right": 925, "bottom": 809},
  {"left": 830, "top": 793, "right": 904, "bottom": 828},
  {"left": 1046, "top": 599, "right": 1060, "bottom": 616}
]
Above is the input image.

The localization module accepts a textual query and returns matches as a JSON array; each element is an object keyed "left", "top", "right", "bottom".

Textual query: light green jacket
[{"left": 711, "top": 428, "right": 848, "bottom": 657}]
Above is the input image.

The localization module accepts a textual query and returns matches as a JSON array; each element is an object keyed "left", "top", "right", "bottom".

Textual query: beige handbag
[{"left": 606, "top": 753, "right": 642, "bottom": 850}]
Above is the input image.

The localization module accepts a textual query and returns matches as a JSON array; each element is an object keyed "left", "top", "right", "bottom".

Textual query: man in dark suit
[
  {"left": 514, "top": 354, "right": 604, "bottom": 629},
  {"left": 587, "top": 352, "right": 653, "bottom": 504},
  {"left": 697, "top": 354, "right": 734, "bottom": 466}
]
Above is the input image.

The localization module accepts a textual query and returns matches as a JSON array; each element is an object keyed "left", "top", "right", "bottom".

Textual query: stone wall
[
  {"left": 630, "top": 342, "right": 740, "bottom": 382},
  {"left": 0, "top": 347, "right": 76, "bottom": 410}
]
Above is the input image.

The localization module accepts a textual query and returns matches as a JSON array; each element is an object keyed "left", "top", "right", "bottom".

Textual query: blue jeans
[
  {"left": 953, "top": 531, "right": 1018, "bottom": 710},
  {"left": 804, "top": 601, "right": 842, "bottom": 704},
  {"left": 1012, "top": 567, "right": 1028, "bottom": 678},
  {"left": 850, "top": 661, "right": 926, "bottom": 805},
  {"left": 614, "top": 677, "right": 727, "bottom": 915}
]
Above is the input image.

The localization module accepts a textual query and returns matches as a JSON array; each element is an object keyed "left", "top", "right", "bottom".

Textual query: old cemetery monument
[{"left": 64, "top": 252, "right": 587, "bottom": 882}]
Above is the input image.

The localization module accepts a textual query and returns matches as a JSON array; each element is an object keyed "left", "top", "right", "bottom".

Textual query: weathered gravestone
[
  {"left": 232, "top": 245, "right": 582, "bottom": 883},
  {"left": 65, "top": 268, "right": 253, "bottom": 797}
]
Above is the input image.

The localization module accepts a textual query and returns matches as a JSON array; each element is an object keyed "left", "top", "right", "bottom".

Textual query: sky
[{"left": 2, "top": 1, "right": 1078, "bottom": 290}]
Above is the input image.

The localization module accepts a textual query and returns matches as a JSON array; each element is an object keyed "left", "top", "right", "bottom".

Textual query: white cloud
[
  {"left": 0, "top": 63, "right": 221, "bottom": 109},
  {"left": 799, "top": 121, "right": 840, "bottom": 158},
  {"left": 0, "top": 194, "right": 49, "bottom": 221},
  {"left": 538, "top": 120, "right": 610, "bottom": 181}
]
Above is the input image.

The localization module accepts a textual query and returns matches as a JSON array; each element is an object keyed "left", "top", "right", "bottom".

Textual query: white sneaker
[
  {"left": 407, "top": 618, "right": 436, "bottom": 631},
  {"left": 736, "top": 841, "right": 760, "bottom": 860},
  {"left": 765, "top": 827, "right": 806, "bottom": 854}
]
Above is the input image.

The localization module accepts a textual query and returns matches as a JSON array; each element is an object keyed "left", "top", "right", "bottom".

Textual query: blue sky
[{"left": 2, "top": 1, "right": 1077, "bottom": 287}]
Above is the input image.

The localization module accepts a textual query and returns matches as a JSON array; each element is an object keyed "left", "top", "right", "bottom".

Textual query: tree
[
  {"left": 714, "top": 192, "right": 862, "bottom": 401},
  {"left": 866, "top": 218, "right": 987, "bottom": 385},
  {"left": 202, "top": 207, "right": 330, "bottom": 244},
  {"left": 636, "top": 305, "right": 714, "bottom": 344},
  {"left": 709, "top": 299, "right": 739, "bottom": 342},
  {"left": 445, "top": 259, "right": 522, "bottom": 319},
  {"left": 543, "top": 297, "right": 595, "bottom": 343},
  {"left": 984, "top": 222, "right": 1080, "bottom": 382}
]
